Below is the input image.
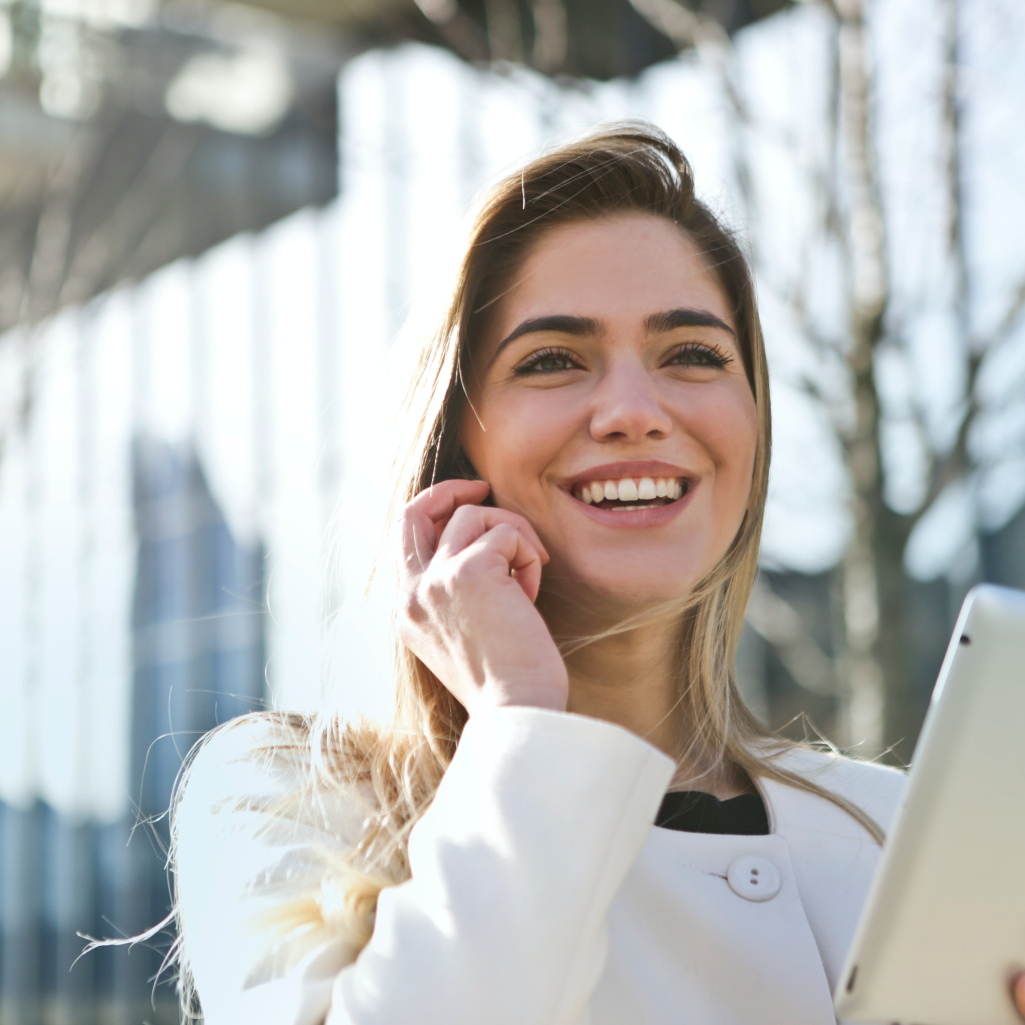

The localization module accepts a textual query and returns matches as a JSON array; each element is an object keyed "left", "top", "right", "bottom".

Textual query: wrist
[{"left": 473, "top": 675, "right": 569, "bottom": 714}]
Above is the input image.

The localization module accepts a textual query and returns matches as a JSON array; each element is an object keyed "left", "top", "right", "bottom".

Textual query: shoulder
[
  {"left": 771, "top": 744, "right": 907, "bottom": 832},
  {"left": 174, "top": 713, "right": 373, "bottom": 1005},
  {"left": 759, "top": 742, "right": 908, "bottom": 834},
  {"left": 177, "top": 712, "right": 369, "bottom": 843},
  {"left": 175, "top": 711, "right": 373, "bottom": 888},
  {"left": 177, "top": 712, "right": 308, "bottom": 819}
]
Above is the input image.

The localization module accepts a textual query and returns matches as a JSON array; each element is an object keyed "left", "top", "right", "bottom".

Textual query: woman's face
[{"left": 460, "top": 212, "right": 758, "bottom": 605}]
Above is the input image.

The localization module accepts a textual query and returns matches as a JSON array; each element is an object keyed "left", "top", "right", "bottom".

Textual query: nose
[{"left": 588, "top": 357, "right": 672, "bottom": 443}]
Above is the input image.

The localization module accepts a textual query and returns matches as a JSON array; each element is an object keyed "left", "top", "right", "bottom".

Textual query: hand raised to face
[{"left": 397, "top": 479, "right": 568, "bottom": 715}]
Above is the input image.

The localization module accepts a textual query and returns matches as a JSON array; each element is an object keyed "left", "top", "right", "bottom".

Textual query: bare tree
[{"left": 630, "top": 0, "right": 1025, "bottom": 761}]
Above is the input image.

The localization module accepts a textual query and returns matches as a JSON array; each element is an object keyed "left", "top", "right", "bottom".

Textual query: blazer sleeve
[{"left": 175, "top": 706, "right": 676, "bottom": 1025}]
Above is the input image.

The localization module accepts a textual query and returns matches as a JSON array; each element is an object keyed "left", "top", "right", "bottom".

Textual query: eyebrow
[
  {"left": 644, "top": 308, "right": 736, "bottom": 337},
  {"left": 493, "top": 315, "right": 603, "bottom": 359},
  {"left": 492, "top": 307, "right": 736, "bottom": 362}
]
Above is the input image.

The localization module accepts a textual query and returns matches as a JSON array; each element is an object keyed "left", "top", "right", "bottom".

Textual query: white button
[{"left": 727, "top": 855, "right": 781, "bottom": 902}]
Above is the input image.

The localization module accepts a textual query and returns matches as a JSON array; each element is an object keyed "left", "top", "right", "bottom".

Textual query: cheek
[
  {"left": 687, "top": 385, "right": 759, "bottom": 504},
  {"left": 462, "top": 390, "right": 577, "bottom": 487}
]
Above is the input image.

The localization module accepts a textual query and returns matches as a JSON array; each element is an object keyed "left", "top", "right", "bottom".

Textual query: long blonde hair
[{"left": 168, "top": 121, "right": 883, "bottom": 1017}]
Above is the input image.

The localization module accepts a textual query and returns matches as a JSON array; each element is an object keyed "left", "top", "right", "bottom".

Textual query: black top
[{"left": 655, "top": 790, "right": 770, "bottom": 835}]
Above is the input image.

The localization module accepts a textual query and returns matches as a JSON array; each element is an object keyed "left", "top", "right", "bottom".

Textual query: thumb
[{"left": 1012, "top": 972, "right": 1025, "bottom": 1021}]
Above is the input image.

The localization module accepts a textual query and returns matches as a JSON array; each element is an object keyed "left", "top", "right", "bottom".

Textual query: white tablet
[{"left": 833, "top": 583, "right": 1025, "bottom": 1025}]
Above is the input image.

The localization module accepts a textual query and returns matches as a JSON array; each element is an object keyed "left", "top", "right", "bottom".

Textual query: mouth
[{"left": 571, "top": 475, "right": 689, "bottom": 511}]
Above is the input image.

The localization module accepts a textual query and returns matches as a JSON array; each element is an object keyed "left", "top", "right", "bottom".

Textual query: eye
[
  {"left": 664, "top": 342, "right": 734, "bottom": 370},
  {"left": 513, "top": 347, "right": 582, "bottom": 375}
]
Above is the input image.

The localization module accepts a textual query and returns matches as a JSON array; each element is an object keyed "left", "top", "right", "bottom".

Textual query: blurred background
[{"left": 0, "top": 0, "right": 1023, "bottom": 1020}]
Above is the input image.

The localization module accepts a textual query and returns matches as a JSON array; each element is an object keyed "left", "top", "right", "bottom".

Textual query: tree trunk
[{"left": 832, "top": 0, "right": 918, "bottom": 761}]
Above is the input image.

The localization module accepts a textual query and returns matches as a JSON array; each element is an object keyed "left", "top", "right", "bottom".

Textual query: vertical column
[
  {"left": 77, "top": 287, "right": 137, "bottom": 1024},
  {"left": 126, "top": 262, "right": 197, "bottom": 1022},
  {"left": 0, "top": 801, "right": 42, "bottom": 1023},
  {"left": 194, "top": 235, "right": 267, "bottom": 721},
  {"left": 259, "top": 211, "right": 325, "bottom": 712},
  {"left": 329, "top": 49, "right": 422, "bottom": 720},
  {"left": 34, "top": 311, "right": 83, "bottom": 820},
  {"left": 0, "top": 330, "right": 31, "bottom": 813},
  {"left": 316, "top": 202, "right": 345, "bottom": 648},
  {"left": 83, "top": 288, "right": 136, "bottom": 826},
  {"left": 0, "top": 323, "right": 40, "bottom": 1019}
]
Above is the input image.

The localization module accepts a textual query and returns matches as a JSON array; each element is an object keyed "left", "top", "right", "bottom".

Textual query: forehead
[{"left": 491, "top": 212, "right": 733, "bottom": 338}]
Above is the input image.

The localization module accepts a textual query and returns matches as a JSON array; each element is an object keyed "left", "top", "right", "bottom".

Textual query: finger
[
  {"left": 409, "top": 479, "right": 491, "bottom": 527},
  {"left": 401, "top": 504, "right": 439, "bottom": 578},
  {"left": 437, "top": 504, "right": 548, "bottom": 565},
  {"left": 401, "top": 480, "right": 491, "bottom": 574},
  {"left": 1012, "top": 972, "right": 1025, "bottom": 1020},
  {"left": 461, "top": 521, "right": 544, "bottom": 603}
]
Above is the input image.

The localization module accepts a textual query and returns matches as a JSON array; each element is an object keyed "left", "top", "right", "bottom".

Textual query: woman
[{"left": 173, "top": 123, "right": 1025, "bottom": 1024}]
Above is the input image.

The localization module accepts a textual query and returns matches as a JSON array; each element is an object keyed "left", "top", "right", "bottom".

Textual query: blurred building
[
  {"left": 1, "top": 1, "right": 1024, "bottom": 1022},
  {"left": 0, "top": 0, "right": 346, "bottom": 341},
  {"left": 0, "top": 0, "right": 792, "bottom": 339}
]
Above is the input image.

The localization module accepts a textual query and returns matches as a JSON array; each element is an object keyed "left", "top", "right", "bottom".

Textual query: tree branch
[{"left": 977, "top": 273, "right": 1025, "bottom": 352}]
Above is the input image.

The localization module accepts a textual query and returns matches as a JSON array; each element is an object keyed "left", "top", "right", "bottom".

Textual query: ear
[
  {"left": 451, "top": 449, "right": 496, "bottom": 507},
  {"left": 453, "top": 449, "right": 480, "bottom": 482}
]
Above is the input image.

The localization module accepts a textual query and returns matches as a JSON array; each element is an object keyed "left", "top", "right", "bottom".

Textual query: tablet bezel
[{"left": 833, "top": 583, "right": 1025, "bottom": 1025}]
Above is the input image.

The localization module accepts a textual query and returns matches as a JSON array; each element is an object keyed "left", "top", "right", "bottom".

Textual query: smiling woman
[{"left": 168, "top": 123, "right": 1025, "bottom": 1025}]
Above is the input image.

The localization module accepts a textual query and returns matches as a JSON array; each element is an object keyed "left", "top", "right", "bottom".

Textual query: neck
[{"left": 539, "top": 591, "right": 751, "bottom": 800}]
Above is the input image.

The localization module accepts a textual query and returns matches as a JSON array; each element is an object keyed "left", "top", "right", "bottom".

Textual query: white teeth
[
  {"left": 617, "top": 478, "right": 638, "bottom": 502},
  {"left": 577, "top": 476, "right": 685, "bottom": 504}
]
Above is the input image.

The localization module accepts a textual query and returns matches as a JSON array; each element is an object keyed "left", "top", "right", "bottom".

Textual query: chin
[{"left": 544, "top": 555, "right": 709, "bottom": 611}]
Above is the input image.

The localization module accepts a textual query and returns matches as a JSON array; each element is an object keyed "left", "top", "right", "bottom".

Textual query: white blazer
[{"left": 176, "top": 707, "right": 906, "bottom": 1025}]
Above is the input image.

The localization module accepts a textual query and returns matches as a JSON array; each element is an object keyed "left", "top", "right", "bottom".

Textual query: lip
[
  {"left": 559, "top": 460, "right": 695, "bottom": 488},
  {"left": 557, "top": 475, "right": 699, "bottom": 528}
]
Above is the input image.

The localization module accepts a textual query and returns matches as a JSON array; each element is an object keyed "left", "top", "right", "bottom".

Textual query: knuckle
[
  {"left": 395, "top": 618, "right": 415, "bottom": 647},
  {"left": 400, "top": 550, "right": 422, "bottom": 575},
  {"left": 448, "top": 504, "right": 478, "bottom": 528},
  {"left": 488, "top": 522, "right": 520, "bottom": 547},
  {"left": 399, "top": 589, "right": 427, "bottom": 626},
  {"left": 423, "top": 572, "right": 454, "bottom": 604},
  {"left": 457, "top": 549, "right": 491, "bottom": 574}
]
